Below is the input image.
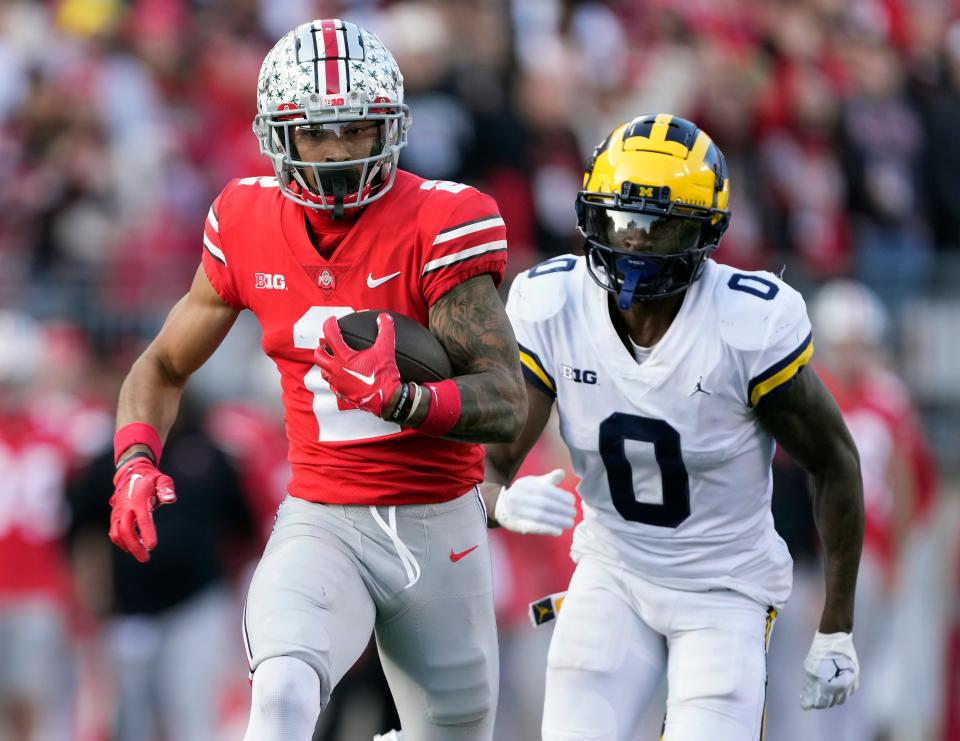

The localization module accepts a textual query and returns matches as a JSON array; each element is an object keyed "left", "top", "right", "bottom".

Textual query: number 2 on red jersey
[{"left": 293, "top": 307, "right": 399, "bottom": 442}]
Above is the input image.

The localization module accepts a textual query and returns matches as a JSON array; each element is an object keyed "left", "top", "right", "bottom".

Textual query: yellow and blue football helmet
[{"left": 577, "top": 114, "right": 730, "bottom": 307}]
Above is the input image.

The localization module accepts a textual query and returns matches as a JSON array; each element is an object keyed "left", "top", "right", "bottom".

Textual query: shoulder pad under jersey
[
  {"left": 714, "top": 264, "right": 810, "bottom": 353},
  {"left": 507, "top": 255, "right": 583, "bottom": 324}
]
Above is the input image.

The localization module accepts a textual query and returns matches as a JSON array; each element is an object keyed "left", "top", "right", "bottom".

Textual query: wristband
[
  {"left": 389, "top": 382, "right": 412, "bottom": 421},
  {"left": 115, "top": 450, "right": 155, "bottom": 471},
  {"left": 416, "top": 380, "right": 461, "bottom": 437},
  {"left": 406, "top": 383, "right": 424, "bottom": 421},
  {"left": 114, "top": 422, "right": 163, "bottom": 466}
]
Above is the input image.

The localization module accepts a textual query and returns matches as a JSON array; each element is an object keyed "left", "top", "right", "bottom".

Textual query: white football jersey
[{"left": 506, "top": 256, "right": 814, "bottom": 608}]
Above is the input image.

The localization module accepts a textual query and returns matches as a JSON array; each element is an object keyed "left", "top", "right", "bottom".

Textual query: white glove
[
  {"left": 494, "top": 468, "right": 576, "bottom": 536},
  {"left": 800, "top": 631, "right": 860, "bottom": 710},
  {"left": 373, "top": 731, "right": 403, "bottom": 741}
]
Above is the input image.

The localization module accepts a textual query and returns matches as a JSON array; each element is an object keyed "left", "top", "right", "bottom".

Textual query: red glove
[
  {"left": 109, "top": 457, "right": 177, "bottom": 563},
  {"left": 314, "top": 313, "right": 401, "bottom": 418}
]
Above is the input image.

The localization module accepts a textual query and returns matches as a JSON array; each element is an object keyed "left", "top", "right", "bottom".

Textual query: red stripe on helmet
[{"left": 320, "top": 20, "right": 341, "bottom": 94}]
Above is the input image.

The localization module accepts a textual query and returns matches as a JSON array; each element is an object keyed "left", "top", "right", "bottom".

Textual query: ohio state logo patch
[{"left": 318, "top": 268, "right": 336, "bottom": 290}]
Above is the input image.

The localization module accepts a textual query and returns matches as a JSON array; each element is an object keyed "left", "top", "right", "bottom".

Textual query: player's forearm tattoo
[
  {"left": 425, "top": 275, "right": 526, "bottom": 443},
  {"left": 756, "top": 368, "right": 864, "bottom": 633}
]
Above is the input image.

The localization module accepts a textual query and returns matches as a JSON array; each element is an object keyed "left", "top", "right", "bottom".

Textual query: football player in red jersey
[
  {"left": 0, "top": 312, "right": 86, "bottom": 741},
  {"left": 108, "top": 19, "right": 526, "bottom": 741}
]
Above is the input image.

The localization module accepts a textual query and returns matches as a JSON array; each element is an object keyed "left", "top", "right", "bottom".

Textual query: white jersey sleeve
[
  {"left": 716, "top": 269, "right": 814, "bottom": 408},
  {"left": 505, "top": 255, "right": 580, "bottom": 400}
]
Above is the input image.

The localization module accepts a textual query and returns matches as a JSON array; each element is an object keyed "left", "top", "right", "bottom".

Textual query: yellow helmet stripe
[
  {"left": 649, "top": 113, "right": 674, "bottom": 145},
  {"left": 689, "top": 131, "right": 719, "bottom": 207},
  {"left": 689, "top": 131, "right": 711, "bottom": 166}
]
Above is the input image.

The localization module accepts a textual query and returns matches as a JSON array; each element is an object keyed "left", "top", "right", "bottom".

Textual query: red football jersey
[
  {"left": 200, "top": 170, "right": 508, "bottom": 506},
  {"left": 818, "top": 365, "right": 936, "bottom": 571},
  {"left": 0, "top": 411, "right": 74, "bottom": 601}
]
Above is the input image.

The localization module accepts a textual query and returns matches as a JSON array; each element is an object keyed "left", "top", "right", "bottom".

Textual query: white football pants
[{"left": 542, "top": 557, "right": 776, "bottom": 741}]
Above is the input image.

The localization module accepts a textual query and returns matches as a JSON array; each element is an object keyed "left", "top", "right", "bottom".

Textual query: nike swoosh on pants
[{"left": 449, "top": 545, "right": 479, "bottom": 562}]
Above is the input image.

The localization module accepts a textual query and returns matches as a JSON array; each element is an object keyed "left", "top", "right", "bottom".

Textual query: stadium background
[{"left": 0, "top": 0, "right": 958, "bottom": 739}]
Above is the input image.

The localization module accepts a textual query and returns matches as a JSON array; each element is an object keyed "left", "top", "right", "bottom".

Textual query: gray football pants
[{"left": 244, "top": 489, "right": 498, "bottom": 740}]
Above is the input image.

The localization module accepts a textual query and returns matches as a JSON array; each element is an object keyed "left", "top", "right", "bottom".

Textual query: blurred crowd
[{"left": 1, "top": 0, "right": 959, "bottom": 739}]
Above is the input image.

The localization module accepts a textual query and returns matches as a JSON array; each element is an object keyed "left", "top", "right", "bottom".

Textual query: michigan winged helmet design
[
  {"left": 577, "top": 114, "right": 730, "bottom": 306},
  {"left": 253, "top": 19, "right": 411, "bottom": 216}
]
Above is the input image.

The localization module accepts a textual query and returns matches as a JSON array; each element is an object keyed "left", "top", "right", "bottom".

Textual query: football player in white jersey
[{"left": 484, "top": 114, "right": 865, "bottom": 741}]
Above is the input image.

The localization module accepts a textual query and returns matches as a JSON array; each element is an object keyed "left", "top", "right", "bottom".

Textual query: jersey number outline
[
  {"left": 420, "top": 179, "right": 469, "bottom": 194},
  {"left": 727, "top": 273, "right": 779, "bottom": 300},
  {"left": 528, "top": 257, "right": 577, "bottom": 278},
  {"left": 598, "top": 413, "right": 690, "bottom": 528},
  {"left": 293, "top": 307, "right": 400, "bottom": 442}
]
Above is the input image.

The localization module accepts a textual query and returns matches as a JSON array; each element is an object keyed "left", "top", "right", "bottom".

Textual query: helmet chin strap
[
  {"left": 615, "top": 255, "right": 660, "bottom": 309},
  {"left": 329, "top": 175, "right": 350, "bottom": 219},
  {"left": 316, "top": 167, "right": 360, "bottom": 219}
]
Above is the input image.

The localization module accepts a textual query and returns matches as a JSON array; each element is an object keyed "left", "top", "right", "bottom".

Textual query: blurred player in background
[
  {"left": 70, "top": 391, "right": 255, "bottom": 741},
  {"left": 0, "top": 312, "right": 112, "bottom": 741},
  {"left": 106, "top": 18, "right": 526, "bottom": 741},
  {"left": 0, "top": 311, "right": 74, "bottom": 741},
  {"left": 810, "top": 280, "right": 937, "bottom": 741},
  {"left": 485, "top": 114, "right": 865, "bottom": 741}
]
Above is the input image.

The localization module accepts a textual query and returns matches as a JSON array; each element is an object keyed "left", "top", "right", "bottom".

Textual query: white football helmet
[
  {"left": 811, "top": 280, "right": 889, "bottom": 347},
  {"left": 0, "top": 310, "right": 40, "bottom": 388},
  {"left": 253, "top": 19, "right": 411, "bottom": 215}
]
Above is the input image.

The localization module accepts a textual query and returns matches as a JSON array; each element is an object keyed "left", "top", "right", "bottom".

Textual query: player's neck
[
  {"left": 302, "top": 205, "right": 361, "bottom": 258},
  {"left": 609, "top": 292, "right": 685, "bottom": 349}
]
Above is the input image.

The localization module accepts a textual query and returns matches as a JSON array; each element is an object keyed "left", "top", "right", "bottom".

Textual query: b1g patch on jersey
[
  {"left": 561, "top": 364, "right": 598, "bottom": 385},
  {"left": 255, "top": 273, "right": 287, "bottom": 290}
]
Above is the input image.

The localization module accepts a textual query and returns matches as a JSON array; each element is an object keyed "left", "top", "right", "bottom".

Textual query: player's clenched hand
[
  {"left": 315, "top": 313, "right": 402, "bottom": 419},
  {"left": 109, "top": 457, "right": 177, "bottom": 563},
  {"left": 800, "top": 631, "right": 860, "bottom": 710},
  {"left": 494, "top": 468, "right": 576, "bottom": 536}
]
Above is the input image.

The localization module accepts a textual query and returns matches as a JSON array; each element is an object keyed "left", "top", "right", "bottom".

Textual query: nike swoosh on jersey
[
  {"left": 449, "top": 545, "right": 479, "bottom": 562},
  {"left": 343, "top": 367, "right": 376, "bottom": 385},
  {"left": 367, "top": 271, "right": 402, "bottom": 288},
  {"left": 127, "top": 473, "right": 142, "bottom": 500}
]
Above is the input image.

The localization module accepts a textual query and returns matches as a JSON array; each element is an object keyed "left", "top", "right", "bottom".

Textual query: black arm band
[
  {"left": 115, "top": 450, "right": 156, "bottom": 471},
  {"left": 390, "top": 382, "right": 413, "bottom": 421}
]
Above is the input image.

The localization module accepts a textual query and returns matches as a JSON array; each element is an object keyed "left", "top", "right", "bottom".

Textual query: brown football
[{"left": 336, "top": 310, "right": 453, "bottom": 383}]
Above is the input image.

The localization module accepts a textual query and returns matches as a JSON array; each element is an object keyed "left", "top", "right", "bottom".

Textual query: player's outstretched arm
[
  {"left": 117, "top": 266, "right": 239, "bottom": 437},
  {"left": 755, "top": 367, "right": 864, "bottom": 633},
  {"left": 111, "top": 265, "right": 239, "bottom": 562},
  {"left": 418, "top": 274, "right": 527, "bottom": 443},
  {"left": 481, "top": 381, "right": 576, "bottom": 535},
  {"left": 756, "top": 366, "right": 864, "bottom": 709}
]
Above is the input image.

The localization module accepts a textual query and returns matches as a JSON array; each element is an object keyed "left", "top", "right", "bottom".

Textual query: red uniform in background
[
  {"left": 818, "top": 364, "right": 935, "bottom": 579},
  {"left": 207, "top": 402, "right": 290, "bottom": 544},
  {"left": 201, "top": 170, "right": 507, "bottom": 506},
  {"left": 0, "top": 411, "right": 74, "bottom": 603}
]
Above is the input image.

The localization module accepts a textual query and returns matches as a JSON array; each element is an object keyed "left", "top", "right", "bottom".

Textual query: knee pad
[
  {"left": 543, "top": 667, "right": 621, "bottom": 741},
  {"left": 421, "top": 649, "right": 494, "bottom": 726},
  {"left": 244, "top": 656, "right": 322, "bottom": 741}
]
